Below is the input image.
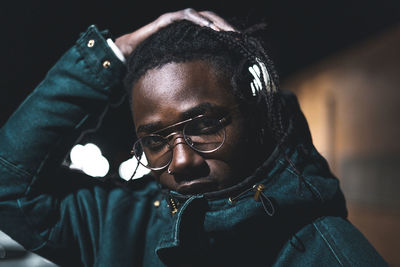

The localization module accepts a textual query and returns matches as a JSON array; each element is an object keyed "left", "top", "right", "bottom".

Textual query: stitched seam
[
  {"left": 304, "top": 179, "right": 323, "bottom": 201},
  {"left": 173, "top": 198, "right": 188, "bottom": 242},
  {"left": 285, "top": 165, "right": 324, "bottom": 201},
  {"left": 18, "top": 114, "right": 92, "bottom": 250},
  {"left": 76, "top": 26, "right": 120, "bottom": 91},
  {"left": 0, "top": 155, "right": 32, "bottom": 177},
  {"left": 16, "top": 198, "right": 48, "bottom": 251},
  {"left": 0, "top": 157, "right": 49, "bottom": 249},
  {"left": 172, "top": 195, "right": 201, "bottom": 243},
  {"left": 313, "top": 221, "right": 344, "bottom": 266},
  {"left": 23, "top": 114, "right": 89, "bottom": 196},
  {"left": 320, "top": 220, "right": 352, "bottom": 265},
  {"left": 76, "top": 41, "right": 105, "bottom": 89},
  {"left": 75, "top": 25, "right": 111, "bottom": 90}
]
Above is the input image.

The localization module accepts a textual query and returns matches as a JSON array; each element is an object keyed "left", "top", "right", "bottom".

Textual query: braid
[{"left": 213, "top": 30, "right": 287, "bottom": 144}]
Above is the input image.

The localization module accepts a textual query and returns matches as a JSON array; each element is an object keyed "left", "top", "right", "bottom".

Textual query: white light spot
[
  {"left": 69, "top": 143, "right": 109, "bottom": 177},
  {"left": 248, "top": 59, "right": 276, "bottom": 95},
  {"left": 248, "top": 64, "right": 262, "bottom": 96},
  {"left": 118, "top": 156, "right": 150, "bottom": 181}
]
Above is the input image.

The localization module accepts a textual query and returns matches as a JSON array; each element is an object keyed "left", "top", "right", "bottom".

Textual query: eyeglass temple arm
[{"left": 152, "top": 115, "right": 204, "bottom": 135}]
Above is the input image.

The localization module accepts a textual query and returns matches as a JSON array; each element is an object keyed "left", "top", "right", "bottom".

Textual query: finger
[
  {"left": 199, "top": 11, "right": 238, "bottom": 32},
  {"left": 182, "top": 8, "right": 220, "bottom": 31},
  {"left": 199, "top": 11, "right": 236, "bottom": 31},
  {"left": 159, "top": 9, "right": 209, "bottom": 27},
  {"left": 155, "top": 9, "right": 220, "bottom": 32}
]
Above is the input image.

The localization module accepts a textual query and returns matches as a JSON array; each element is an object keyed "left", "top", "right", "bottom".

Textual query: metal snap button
[
  {"left": 87, "top": 39, "right": 95, "bottom": 47},
  {"left": 103, "top": 60, "right": 111, "bottom": 68}
]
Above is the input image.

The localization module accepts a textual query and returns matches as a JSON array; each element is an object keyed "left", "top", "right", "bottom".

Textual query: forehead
[{"left": 131, "top": 60, "right": 237, "bottom": 130}]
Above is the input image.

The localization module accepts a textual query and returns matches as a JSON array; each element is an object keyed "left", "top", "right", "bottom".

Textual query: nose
[{"left": 167, "top": 134, "right": 207, "bottom": 179}]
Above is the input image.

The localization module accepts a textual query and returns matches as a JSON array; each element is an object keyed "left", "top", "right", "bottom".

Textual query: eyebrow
[
  {"left": 136, "top": 102, "right": 224, "bottom": 134},
  {"left": 181, "top": 102, "right": 216, "bottom": 120}
]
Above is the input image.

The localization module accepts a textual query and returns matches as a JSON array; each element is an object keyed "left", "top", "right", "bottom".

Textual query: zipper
[{"left": 168, "top": 196, "right": 179, "bottom": 216}]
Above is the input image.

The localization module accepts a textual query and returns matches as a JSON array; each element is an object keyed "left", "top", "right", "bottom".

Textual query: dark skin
[{"left": 132, "top": 60, "right": 264, "bottom": 194}]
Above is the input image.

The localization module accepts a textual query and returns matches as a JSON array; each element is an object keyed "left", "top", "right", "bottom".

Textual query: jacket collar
[{"left": 154, "top": 91, "right": 348, "bottom": 265}]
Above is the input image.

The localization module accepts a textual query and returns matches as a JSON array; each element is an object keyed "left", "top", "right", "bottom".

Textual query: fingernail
[{"left": 211, "top": 24, "right": 220, "bottom": 31}]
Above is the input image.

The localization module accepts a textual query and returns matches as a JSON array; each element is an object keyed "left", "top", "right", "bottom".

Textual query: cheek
[
  {"left": 219, "top": 121, "right": 249, "bottom": 163},
  {"left": 204, "top": 159, "right": 235, "bottom": 188},
  {"left": 210, "top": 122, "right": 254, "bottom": 180}
]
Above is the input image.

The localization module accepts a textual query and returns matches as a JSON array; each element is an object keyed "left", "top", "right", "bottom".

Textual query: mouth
[{"left": 175, "top": 178, "right": 219, "bottom": 195}]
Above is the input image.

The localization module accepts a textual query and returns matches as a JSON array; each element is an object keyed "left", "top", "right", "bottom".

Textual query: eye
[
  {"left": 186, "top": 117, "right": 222, "bottom": 135},
  {"left": 183, "top": 116, "right": 226, "bottom": 153},
  {"left": 141, "top": 135, "right": 167, "bottom": 152}
]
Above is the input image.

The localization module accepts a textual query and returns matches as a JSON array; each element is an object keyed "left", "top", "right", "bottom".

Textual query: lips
[{"left": 175, "top": 178, "right": 219, "bottom": 195}]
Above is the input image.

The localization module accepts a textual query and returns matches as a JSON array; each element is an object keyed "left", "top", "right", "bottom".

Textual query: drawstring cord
[
  {"left": 229, "top": 183, "right": 275, "bottom": 216},
  {"left": 284, "top": 153, "right": 322, "bottom": 202},
  {"left": 258, "top": 189, "right": 275, "bottom": 216}
]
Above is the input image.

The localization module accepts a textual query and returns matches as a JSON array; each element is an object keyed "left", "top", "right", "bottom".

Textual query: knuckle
[
  {"left": 202, "top": 10, "right": 216, "bottom": 16},
  {"left": 158, "top": 13, "right": 168, "bottom": 20},
  {"left": 184, "top": 8, "right": 195, "bottom": 13},
  {"left": 183, "top": 8, "right": 196, "bottom": 17}
]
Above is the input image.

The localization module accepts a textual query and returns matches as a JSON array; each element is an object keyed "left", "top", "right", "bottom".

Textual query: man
[{"left": 0, "top": 9, "right": 387, "bottom": 266}]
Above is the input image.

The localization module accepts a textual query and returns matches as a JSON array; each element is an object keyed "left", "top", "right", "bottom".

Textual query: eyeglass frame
[{"left": 131, "top": 113, "right": 231, "bottom": 171}]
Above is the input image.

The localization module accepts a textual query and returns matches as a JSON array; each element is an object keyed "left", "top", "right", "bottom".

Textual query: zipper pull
[
  {"left": 253, "top": 184, "right": 265, "bottom": 201},
  {"left": 228, "top": 183, "right": 275, "bottom": 216},
  {"left": 254, "top": 184, "right": 275, "bottom": 216}
]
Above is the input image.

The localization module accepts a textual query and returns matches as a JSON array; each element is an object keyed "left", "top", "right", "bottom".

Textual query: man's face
[{"left": 131, "top": 60, "right": 257, "bottom": 194}]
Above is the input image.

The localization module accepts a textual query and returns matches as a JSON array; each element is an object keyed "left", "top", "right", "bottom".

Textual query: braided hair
[{"left": 124, "top": 20, "right": 288, "bottom": 146}]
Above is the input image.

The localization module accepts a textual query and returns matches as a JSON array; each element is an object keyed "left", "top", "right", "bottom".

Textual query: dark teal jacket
[{"left": 0, "top": 25, "right": 387, "bottom": 266}]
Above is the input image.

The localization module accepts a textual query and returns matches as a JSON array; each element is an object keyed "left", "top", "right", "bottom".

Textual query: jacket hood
[
  {"left": 164, "top": 90, "right": 346, "bottom": 211},
  {"left": 153, "top": 90, "right": 347, "bottom": 266}
]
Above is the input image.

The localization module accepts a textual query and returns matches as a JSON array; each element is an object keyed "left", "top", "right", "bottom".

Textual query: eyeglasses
[{"left": 132, "top": 114, "right": 229, "bottom": 170}]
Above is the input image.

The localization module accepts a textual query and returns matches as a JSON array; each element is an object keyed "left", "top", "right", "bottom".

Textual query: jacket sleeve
[{"left": 0, "top": 25, "right": 126, "bottom": 266}]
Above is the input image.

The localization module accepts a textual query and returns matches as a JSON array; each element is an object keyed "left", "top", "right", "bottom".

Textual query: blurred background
[{"left": 0, "top": 0, "right": 399, "bottom": 266}]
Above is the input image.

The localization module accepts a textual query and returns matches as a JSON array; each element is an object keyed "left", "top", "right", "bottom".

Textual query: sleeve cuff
[
  {"left": 75, "top": 25, "right": 126, "bottom": 91},
  {"left": 107, "top": 38, "right": 126, "bottom": 64}
]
